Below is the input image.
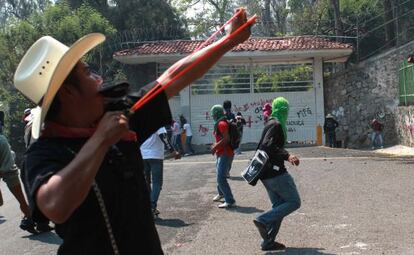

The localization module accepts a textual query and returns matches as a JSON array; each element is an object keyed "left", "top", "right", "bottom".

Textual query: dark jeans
[
  {"left": 185, "top": 136, "right": 195, "bottom": 154},
  {"left": 143, "top": 159, "right": 164, "bottom": 210},
  {"left": 327, "top": 131, "right": 336, "bottom": 147},
  {"left": 173, "top": 134, "right": 184, "bottom": 154},
  {"left": 256, "top": 173, "right": 301, "bottom": 248},
  {"left": 216, "top": 155, "right": 235, "bottom": 204}
]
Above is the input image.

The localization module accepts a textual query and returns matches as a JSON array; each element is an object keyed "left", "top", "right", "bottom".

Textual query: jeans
[
  {"left": 185, "top": 136, "right": 195, "bottom": 154},
  {"left": 327, "top": 131, "right": 336, "bottom": 147},
  {"left": 173, "top": 134, "right": 184, "bottom": 154},
  {"left": 216, "top": 155, "right": 235, "bottom": 204},
  {"left": 143, "top": 159, "right": 163, "bottom": 210},
  {"left": 256, "top": 173, "right": 301, "bottom": 248},
  {"left": 371, "top": 131, "right": 383, "bottom": 148}
]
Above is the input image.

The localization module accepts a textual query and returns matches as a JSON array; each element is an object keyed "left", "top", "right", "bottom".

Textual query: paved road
[{"left": 1, "top": 147, "right": 414, "bottom": 254}]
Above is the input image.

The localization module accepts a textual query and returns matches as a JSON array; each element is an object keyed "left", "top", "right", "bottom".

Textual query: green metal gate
[{"left": 399, "top": 61, "right": 414, "bottom": 106}]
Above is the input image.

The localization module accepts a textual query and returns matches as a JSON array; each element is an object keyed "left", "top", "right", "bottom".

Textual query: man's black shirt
[
  {"left": 258, "top": 119, "right": 290, "bottom": 180},
  {"left": 23, "top": 83, "right": 171, "bottom": 254}
]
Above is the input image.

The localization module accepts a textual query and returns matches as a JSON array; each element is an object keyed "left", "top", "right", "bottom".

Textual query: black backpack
[{"left": 217, "top": 120, "right": 241, "bottom": 150}]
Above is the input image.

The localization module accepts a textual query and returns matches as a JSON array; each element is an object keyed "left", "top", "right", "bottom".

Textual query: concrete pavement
[{"left": 1, "top": 146, "right": 413, "bottom": 254}]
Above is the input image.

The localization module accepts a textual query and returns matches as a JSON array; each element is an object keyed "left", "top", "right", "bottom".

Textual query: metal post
[
  {"left": 394, "top": 0, "right": 400, "bottom": 47},
  {"left": 401, "top": 63, "right": 407, "bottom": 106},
  {"left": 356, "top": 17, "right": 360, "bottom": 63}
]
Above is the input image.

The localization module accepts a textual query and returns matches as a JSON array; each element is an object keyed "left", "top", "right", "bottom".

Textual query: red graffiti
[
  {"left": 246, "top": 116, "right": 253, "bottom": 128},
  {"left": 232, "top": 99, "right": 273, "bottom": 113},
  {"left": 199, "top": 124, "right": 209, "bottom": 136},
  {"left": 406, "top": 124, "right": 414, "bottom": 136}
]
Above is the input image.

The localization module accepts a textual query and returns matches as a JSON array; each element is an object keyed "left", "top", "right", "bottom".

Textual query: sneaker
[
  {"left": 372, "top": 147, "right": 375, "bottom": 150},
  {"left": 153, "top": 208, "right": 160, "bottom": 215},
  {"left": 380, "top": 146, "right": 384, "bottom": 149},
  {"left": 218, "top": 202, "right": 235, "bottom": 208},
  {"left": 19, "top": 217, "right": 37, "bottom": 234},
  {"left": 212, "top": 194, "right": 224, "bottom": 202},
  {"left": 36, "top": 222, "right": 54, "bottom": 233},
  {"left": 253, "top": 219, "right": 268, "bottom": 240},
  {"left": 261, "top": 241, "right": 286, "bottom": 251}
]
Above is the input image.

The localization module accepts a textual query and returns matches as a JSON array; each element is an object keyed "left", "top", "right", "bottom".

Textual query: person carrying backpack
[{"left": 210, "top": 105, "right": 236, "bottom": 208}]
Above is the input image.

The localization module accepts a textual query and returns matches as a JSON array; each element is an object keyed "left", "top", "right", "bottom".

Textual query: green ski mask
[
  {"left": 210, "top": 105, "right": 227, "bottom": 130},
  {"left": 270, "top": 97, "right": 289, "bottom": 143}
]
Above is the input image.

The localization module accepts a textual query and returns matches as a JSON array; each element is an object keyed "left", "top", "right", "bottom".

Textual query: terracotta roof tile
[{"left": 114, "top": 36, "right": 353, "bottom": 57}]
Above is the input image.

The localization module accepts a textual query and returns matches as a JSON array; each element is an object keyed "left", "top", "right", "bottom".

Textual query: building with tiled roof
[
  {"left": 114, "top": 36, "right": 353, "bottom": 64},
  {"left": 113, "top": 36, "right": 353, "bottom": 147}
]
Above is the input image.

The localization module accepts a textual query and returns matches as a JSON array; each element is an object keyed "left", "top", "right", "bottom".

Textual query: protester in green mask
[
  {"left": 252, "top": 97, "right": 301, "bottom": 251},
  {"left": 210, "top": 105, "right": 236, "bottom": 208}
]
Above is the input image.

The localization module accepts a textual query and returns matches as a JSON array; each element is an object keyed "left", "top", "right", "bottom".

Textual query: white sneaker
[
  {"left": 218, "top": 202, "right": 235, "bottom": 208},
  {"left": 213, "top": 194, "right": 223, "bottom": 202}
]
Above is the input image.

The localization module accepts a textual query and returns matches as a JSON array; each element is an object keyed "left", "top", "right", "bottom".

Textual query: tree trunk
[
  {"left": 383, "top": 0, "right": 395, "bottom": 46},
  {"left": 330, "top": 0, "right": 343, "bottom": 41},
  {"left": 262, "top": 0, "right": 274, "bottom": 36}
]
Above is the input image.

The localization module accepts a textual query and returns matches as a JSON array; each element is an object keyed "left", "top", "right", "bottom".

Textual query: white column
[
  {"left": 313, "top": 57, "right": 325, "bottom": 144},
  {"left": 180, "top": 85, "right": 191, "bottom": 121}
]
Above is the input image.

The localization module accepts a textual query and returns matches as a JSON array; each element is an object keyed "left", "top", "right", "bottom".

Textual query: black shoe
[
  {"left": 253, "top": 219, "right": 268, "bottom": 240},
  {"left": 36, "top": 222, "right": 54, "bottom": 233},
  {"left": 262, "top": 241, "right": 286, "bottom": 251},
  {"left": 20, "top": 217, "right": 37, "bottom": 234}
]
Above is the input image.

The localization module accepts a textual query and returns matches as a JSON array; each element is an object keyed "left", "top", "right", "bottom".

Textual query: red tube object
[{"left": 129, "top": 14, "right": 257, "bottom": 114}]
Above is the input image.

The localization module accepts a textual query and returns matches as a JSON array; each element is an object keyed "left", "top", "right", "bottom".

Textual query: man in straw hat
[
  {"left": 14, "top": 8, "right": 253, "bottom": 254},
  {"left": 324, "top": 113, "right": 339, "bottom": 148}
]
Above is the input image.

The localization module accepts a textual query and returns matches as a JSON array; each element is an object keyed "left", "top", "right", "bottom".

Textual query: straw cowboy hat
[{"left": 14, "top": 33, "right": 105, "bottom": 139}]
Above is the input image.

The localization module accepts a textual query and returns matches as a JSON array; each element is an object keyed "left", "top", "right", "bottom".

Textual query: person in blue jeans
[
  {"left": 210, "top": 105, "right": 235, "bottom": 208},
  {"left": 253, "top": 97, "right": 301, "bottom": 251},
  {"left": 180, "top": 115, "right": 195, "bottom": 155},
  {"left": 141, "top": 127, "right": 180, "bottom": 219}
]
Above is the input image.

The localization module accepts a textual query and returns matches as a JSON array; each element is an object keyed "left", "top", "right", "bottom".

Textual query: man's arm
[
  {"left": 161, "top": 8, "right": 252, "bottom": 98},
  {"left": 158, "top": 132, "right": 174, "bottom": 153},
  {"left": 36, "top": 112, "right": 129, "bottom": 223}
]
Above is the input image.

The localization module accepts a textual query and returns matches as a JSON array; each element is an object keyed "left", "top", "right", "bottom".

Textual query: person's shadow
[
  {"left": 229, "top": 205, "right": 264, "bottom": 214},
  {"left": 155, "top": 218, "right": 192, "bottom": 228},
  {"left": 22, "top": 231, "right": 62, "bottom": 245},
  {"left": 264, "top": 247, "right": 335, "bottom": 254},
  {"left": 229, "top": 176, "right": 244, "bottom": 181},
  {"left": 0, "top": 215, "right": 5, "bottom": 224}
]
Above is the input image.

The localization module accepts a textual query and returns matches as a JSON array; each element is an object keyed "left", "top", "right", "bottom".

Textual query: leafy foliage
[{"left": 0, "top": 1, "right": 116, "bottom": 144}]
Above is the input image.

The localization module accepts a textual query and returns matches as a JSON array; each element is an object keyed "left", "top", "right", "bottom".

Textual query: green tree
[{"left": 0, "top": 1, "right": 116, "bottom": 154}]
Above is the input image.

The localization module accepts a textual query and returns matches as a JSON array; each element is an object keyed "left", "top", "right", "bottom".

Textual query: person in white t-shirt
[
  {"left": 171, "top": 120, "right": 183, "bottom": 154},
  {"left": 180, "top": 116, "right": 195, "bottom": 156},
  {"left": 140, "top": 127, "right": 179, "bottom": 218}
]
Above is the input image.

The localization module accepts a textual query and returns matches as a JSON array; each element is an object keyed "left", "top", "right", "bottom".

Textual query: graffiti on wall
[
  {"left": 197, "top": 100, "right": 315, "bottom": 137},
  {"left": 199, "top": 124, "right": 209, "bottom": 136},
  {"left": 332, "top": 106, "right": 345, "bottom": 119},
  {"left": 404, "top": 113, "right": 414, "bottom": 136}
]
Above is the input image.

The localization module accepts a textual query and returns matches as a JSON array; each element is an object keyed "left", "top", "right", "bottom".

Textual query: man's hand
[
  {"left": 288, "top": 155, "right": 300, "bottom": 166},
  {"left": 210, "top": 144, "right": 217, "bottom": 155},
  {"left": 173, "top": 151, "right": 181, "bottom": 160},
  {"left": 94, "top": 111, "right": 129, "bottom": 147},
  {"left": 227, "top": 8, "right": 254, "bottom": 48}
]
